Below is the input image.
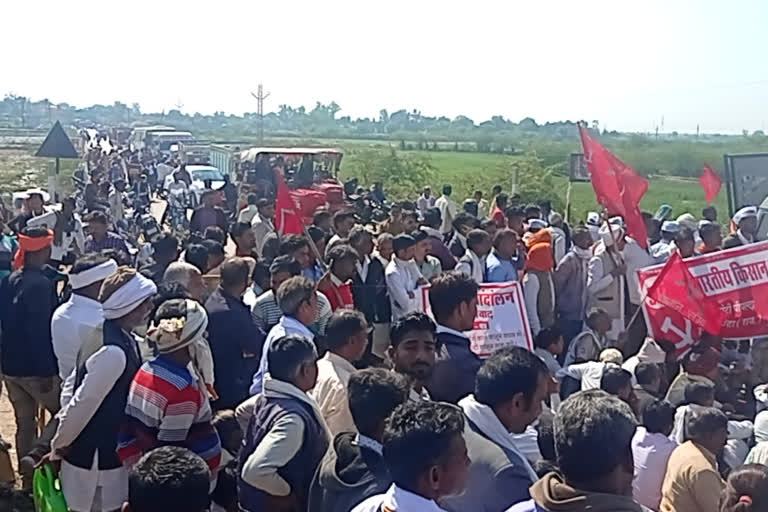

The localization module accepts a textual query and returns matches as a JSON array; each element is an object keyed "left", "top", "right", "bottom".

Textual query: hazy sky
[{"left": 3, "top": 0, "right": 767, "bottom": 133}]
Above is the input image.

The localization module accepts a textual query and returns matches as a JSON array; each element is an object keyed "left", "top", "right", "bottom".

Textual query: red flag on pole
[
  {"left": 699, "top": 165, "right": 722, "bottom": 203},
  {"left": 578, "top": 124, "right": 649, "bottom": 248},
  {"left": 274, "top": 169, "right": 304, "bottom": 236},
  {"left": 646, "top": 252, "right": 725, "bottom": 335}
]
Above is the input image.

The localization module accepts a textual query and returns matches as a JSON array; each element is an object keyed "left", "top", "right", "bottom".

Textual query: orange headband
[{"left": 13, "top": 231, "right": 54, "bottom": 269}]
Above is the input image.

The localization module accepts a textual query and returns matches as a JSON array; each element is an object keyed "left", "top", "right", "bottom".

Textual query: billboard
[
  {"left": 569, "top": 152, "right": 590, "bottom": 182},
  {"left": 725, "top": 153, "right": 768, "bottom": 215}
]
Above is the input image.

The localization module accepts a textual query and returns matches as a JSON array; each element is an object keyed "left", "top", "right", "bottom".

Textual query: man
[
  {"left": 163, "top": 261, "right": 205, "bottom": 301},
  {"left": 238, "top": 194, "right": 260, "bottom": 225},
  {"left": 490, "top": 193, "right": 508, "bottom": 228},
  {"left": 238, "top": 335, "right": 329, "bottom": 512},
  {"left": 317, "top": 244, "right": 358, "bottom": 311},
  {"left": 417, "top": 186, "right": 435, "bottom": 215},
  {"left": 631, "top": 400, "right": 677, "bottom": 511},
  {"left": 660, "top": 407, "right": 728, "bottom": 512},
  {"left": 0, "top": 227, "right": 62, "bottom": 486},
  {"left": 379, "top": 202, "right": 404, "bottom": 235},
  {"left": 50, "top": 197, "right": 86, "bottom": 266},
  {"left": 412, "top": 229, "right": 442, "bottom": 281},
  {"left": 83, "top": 210, "right": 130, "bottom": 258},
  {"left": 309, "top": 368, "right": 410, "bottom": 512},
  {"left": 505, "top": 207, "right": 526, "bottom": 237},
  {"left": 486, "top": 228, "right": 524, "bottom": 283},
  {"left": 251, "top": 256, "right": 332, "bottom": 334},
  {"left": 443, "top": 347, "right": 549, "bottom": 511},
  {"left": 599, "top": 365, "right": 634, "bottom": 405},
  {"left": 650, "top": 221, "right": 679, "bottom": 263},
  {"left": 313, "top": 209, "right": 333, "bottom": 234},
  {"left": 548, "top": 213, "right": 567, "bottom": 264},
  {"left": 189, "top": 189, "right": 228, "bottom": 235},
  {"left": 702, "top": 206, "right": 718, "bottom": 223},
  {"left": 280, "top": 234, "right": 319, "bottom": 282},
  {"left": 632, "top": 362, "right": 663, "bottom": 419},
  {"left": 108, "top": 180, "right": 127, "bottom": 226},
  {"left": 124, "top": 446, "right": 211, "bottom": 512},
  {"left": 427, "top": 271, "right": 482, "bottom": 403},
  {"left": 351, "top": 401, "right": 469, "bottom": 512},
  {"left": 665, "top": 345, "right": 719, "bottom": 407},
  {"left": 51, "top": 268, "right": 157, "bottom": 512},
  {"left": 389, "top": 312, "right": 437, "bottom": 401},
  {"left": 250, "top": 197, "right": 276, "bottom": 258},
  {"left": 420, "top": 208, "right": 456, "bottom": 270},
  {"left": 675, "top": 228, "right": 696, "bottom": 259},
  {"left": 474, "top": 190, "right": 489, "bottom": 220},
  {"left": 329, "top": 211, "right": 357, "bottom": 248},
  {"left": 205, "top": 258, "right": 266, "bottom": 410},
  {"left": 510, "top": 390, "right": 641, "bottom": 512},
  {"left": 557, "top": 348, "right": 624, "bottom": 391},
  {"left": 310, "top": 310, "right": 368, "bottom": 435},
  {"left": 251, "top": 276, "right": 319, "bottom": 394},
  {"left": 224, "top": 222, "right": 251, "bottom": 258},
  {"left": 455, "top": 229, "right": 491, "bottom": 284},
  {"left": 435, "top": 185, "right": 458, "bottom": 235},
  {"left": 523, "top": 228, "right": 556, "bottom": 337},
  {"left": 587, "top": 223, "right": 627, "bottom": 343},
  {"left": 400, "top": 211, "right": 419, "bottom": 234},
  {"left": 563, "top": 308, "right": 612, "bottom": 367},
  {"left": 9, "top": 188, "right": 50, "bottom": 233},
  {"left": 118, "top": 299, "right": 222, "bottom": 478},
  {"left": 139, "top": 234, "right": 179, "bottom": 285},
  {"left": 385, "top": 234, "right": 426, "bottom": 320},
  {"left": 699, "top": 222, "right": 723, "bottom": 254},
  {"left": 349, "top": 227, "right": 391, "bottom": 358},
  {"left": 723, "top": 206, "right": 758, "bottom": 249},
  {"left": 447, "top": 212, "right": 478, "bottom": 259},
  {"left": 52, "top": 255, "right": 117, "bottom": 383},
  {"left": 553, "top": 227, "right": 592, "bottom": 344}
]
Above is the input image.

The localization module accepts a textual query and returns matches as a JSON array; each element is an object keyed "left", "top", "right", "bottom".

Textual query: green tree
[{"left": 340, "top": 148, "right": 435, "bottom": 200}]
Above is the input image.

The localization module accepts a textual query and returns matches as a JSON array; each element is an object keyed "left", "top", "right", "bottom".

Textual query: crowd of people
[{"left": 1, "top": 140, "right": 768, "bottom": 512}]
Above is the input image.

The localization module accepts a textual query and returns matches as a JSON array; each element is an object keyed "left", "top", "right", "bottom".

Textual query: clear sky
[{"left": 2, "top": 0, "right": 767, "bottom": 133}]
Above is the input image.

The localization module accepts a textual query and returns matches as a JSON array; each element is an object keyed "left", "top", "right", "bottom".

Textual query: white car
[{"left": 187, "top": 165, "right": 226, "bottom": 207}]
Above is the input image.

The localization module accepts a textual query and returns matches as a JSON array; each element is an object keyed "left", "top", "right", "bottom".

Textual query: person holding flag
[
  {"left": 587, "top": 222, "right": 627, "bottom": 344},
  {"left": 723, "top": 206, "right": 759, "bottom": 249}
]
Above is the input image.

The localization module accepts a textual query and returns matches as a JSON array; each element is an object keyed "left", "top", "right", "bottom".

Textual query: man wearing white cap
[
  {"left": 650, "top": 221, "right": 679, "bottom": 264},
  {"left": 51, "top": 267, "right": 157, "bottom": 512},
  {"left": 723, "top": 206, "right": 759, "bottom": 249},
  {"left": 586, "top": 212, "right": 601, "bottom": 243},
  {"left": 587, "top": 223, "right": 626, "bottom": 343},
  {"left": 51, "top": 255, "right": 118, "bottom": 387}
]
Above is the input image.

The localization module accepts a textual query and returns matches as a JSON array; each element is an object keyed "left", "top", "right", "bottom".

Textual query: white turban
[
  {"left": 733, "top": 206, "right": 758, "bottom": 225},
  {"left": 676, "top": 213, "right": 697, "bottom": 231},
  {"left": 69, "top": 260, "right": 118, "bottom": 290},
  {"left": 149, "top": 299, "right": 208, "bottom": 355},
  {"left": 528, "top": 219, "right": 548, "bottom": 231},
  {"left": 586, "top": 212, "right": 600, "bottom": 226},
  {"left": 599, "top": 223, "right": 625, "bottom": 247},
  {"left": 102, "top": 273, "right": 157, "bottom": 320},
  {"left": 636, "top": 338, "right": 666, "bottom": 364}
]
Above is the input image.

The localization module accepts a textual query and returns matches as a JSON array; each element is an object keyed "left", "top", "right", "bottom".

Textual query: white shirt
[
  {"left": 557, "top": 361, "right": 609, "bottom": 390},
  {"left": 52, "top": 345, "right": 129, "bottom": 512},
  {"left": 156, "top": 163, "right": 174, "bottom": 185},
  {"left": 356, "top": 256, "right": 370, "bottom": 282},
  {"left": 250, "top": 316, "right": 315, "bottom": 395},
  {"left": 309, "top": 351, "right": 358, "bottom": 436},
  {"left": 250, "top": 213, "right": 275, "bottom": 258},
  {"left": 385, "top": 257, "right": 424, "bottom": 320},
  {"left": 434, "top": 195, "right": 458, "bottom": 233},
  {"left": 238, "top": 205, "right": 259, "bottom": 225},
  {"left": 632, "top": 427, "right": 678, "bottom": 511},
  {"left": 51, "top": 294, "right": 104, "bottom": 381},
  {"left": 522, "top": 271, "right": 555, "bottom": 337},
  {"left": 455, "top": 250, "right": 485, "bottom": 284},
  {"left": 622, "top": 237, "right": 652, "bottom": 305},
  {"left": 50, "top": 215, "right": 86, "bottom": 261},
  {"left": 352, "top": 484, "right": 447, "bottom": 512},
  {"left": 108, "top": 190, "right": 125, "bottom": 223}
]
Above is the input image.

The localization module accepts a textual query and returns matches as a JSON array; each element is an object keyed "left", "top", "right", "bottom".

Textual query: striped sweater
[{"left": 117, "top": 356, "right": 221, "bottom": 476}]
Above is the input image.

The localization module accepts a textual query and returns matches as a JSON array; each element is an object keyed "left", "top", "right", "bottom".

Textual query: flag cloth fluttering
[
  {"left": 578, "top": 124, "right": 649, "bottom": 248},
  {"left": 699, "top": 164, "right": 722, "bottom": 203},
  {"left": 646, "top": 252, "right": 725, "bottom": 335},
  {"left": 274, "top": 169, "right": 304, "bottom": 235}
]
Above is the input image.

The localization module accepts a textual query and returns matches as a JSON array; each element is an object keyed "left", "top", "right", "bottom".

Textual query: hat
[
  {"left": 599, "top": 223, "right": 625, "bottom": 247},
  {"left": 600, "top": 348, "right": 624, "bottom": 365},
  {"left": 586, "top": 212, "right": 600, "bottom": 226},
  {"left": 661, "top": 221, "right": 680, "bottom": 233},
  {"left": 24, "top": 188, "right": 50, "bottom": 202},
  {"left": 528, "top": 219, "right": 548, "bottom": 231},
  {"left": 676, "top": 213, "right": 697, "bottom": 231},
  {"left": 733, "top": 206, "right": 758, "bottom": 225},
  {"left": 392, "top": 234, "right": 416, "bottom": 252},
  {"left": 609, "top": 216, "right": 625, "bottom": 227}
]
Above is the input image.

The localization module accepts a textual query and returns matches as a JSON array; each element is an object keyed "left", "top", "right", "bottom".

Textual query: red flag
[
  {"left": 699, "top": 165, "right": 722, "bottom": 203},
  {"left": 646, "top": 252, "right": 725, "bottom": 335},
  {"left": 578, "top": 124, "right": 649, "bottom": 248},
  {"left": 274, "top": 169, "right": 304, "bottom": 236}
]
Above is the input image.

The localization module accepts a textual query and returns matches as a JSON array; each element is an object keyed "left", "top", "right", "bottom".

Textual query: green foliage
[{"left": 340, "top": 148, "right": 435, "bottom": 201}]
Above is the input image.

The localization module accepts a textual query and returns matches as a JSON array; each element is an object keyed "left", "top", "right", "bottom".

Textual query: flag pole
[{"left": 303, "top": 224, "right": 329, "bottom": 274}]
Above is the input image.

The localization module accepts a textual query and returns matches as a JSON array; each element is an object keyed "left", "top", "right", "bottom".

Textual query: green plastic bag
[{"left": 33, "top": 463, "right": 68, "bottom": 512}]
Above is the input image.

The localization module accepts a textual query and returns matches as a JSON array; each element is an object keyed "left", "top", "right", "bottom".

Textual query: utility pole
[{"left": 251, "top": 84, "right": 270, "bottom": 145}]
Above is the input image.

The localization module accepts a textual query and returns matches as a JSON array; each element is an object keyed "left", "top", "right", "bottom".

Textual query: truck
[{"left": 129, "top": 125, "right": 176, "bottom": 150}]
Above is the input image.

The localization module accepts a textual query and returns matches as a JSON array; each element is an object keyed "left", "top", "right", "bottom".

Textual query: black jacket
[
  {"left": 308, "top": 432, "right": 391, "bottom": 512},
  {"left": 205, "top": 287, "right": 265, "bottom": 410},
  {"left": 350, "top": 257, "right": 390, "bottom": 325},
  {"left": 427, "top": 330, "right": 482, "bottom": 404}
]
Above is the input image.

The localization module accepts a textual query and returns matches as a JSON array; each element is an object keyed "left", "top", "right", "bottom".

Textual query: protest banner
[
  {"left": 416, "top": 281, "right": 533, "bottom": 357},
  {"left": 638, "top": 240, "right": 768, "bottom": 356}
]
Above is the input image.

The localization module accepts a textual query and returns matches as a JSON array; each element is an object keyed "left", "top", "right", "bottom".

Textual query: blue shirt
[{"left": 485, "top": 251, "right": 519, "bottom": 282}]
